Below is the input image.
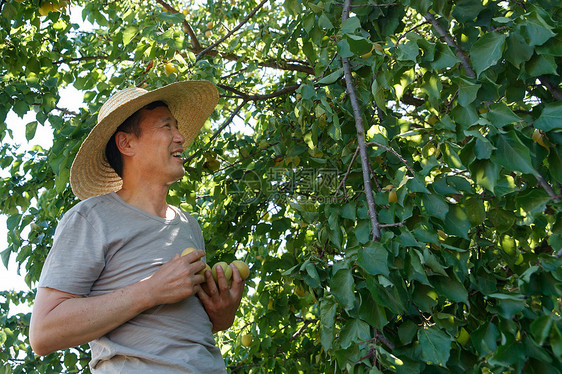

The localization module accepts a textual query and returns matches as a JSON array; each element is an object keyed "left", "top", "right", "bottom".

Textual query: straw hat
[{"left": 70, "top": 80, "right": 219, "bottom": 200}]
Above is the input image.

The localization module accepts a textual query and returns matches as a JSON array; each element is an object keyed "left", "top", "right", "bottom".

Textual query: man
[{"left": 29, "top": 81, "right": 244, "bottom": 373}]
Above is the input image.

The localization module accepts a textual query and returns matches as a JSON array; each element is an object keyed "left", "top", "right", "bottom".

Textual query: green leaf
[
  {"left": 525, "top": 54, "right": 558, "bottom": 77},
  {"left": 530, "top": 314, "right": 553, "bottom": 345},
  {"left": 471, "top": 322, "right": 499, "bottom": 356},
  {"left": 516, "top": 188, "right": 550, "bottom": 213},
  {"left": 422, "top": 193, "right": 449, "bottom": 221},
  {"left": 318, "top": 13, "right": 334, "bottom": 30},
  {"left": 550, "top": 323, "right": 562, "bottom": 360},
  {"left": 536, "top": 33, "right": 562, "bottom": 56},
  {"left": 474, "top": 137, "right": 495, "bottom": 159},
  {"left": 422, "top": 248, "right": 448, "bottom": 276},
  {"left": 25, "top": 121, "right": 38, "bottom": 141},
  {"left": 457, "top": 78, "right": 480, "bottom": 107},
  {"left": 341, "top": 16, "right": 361, "bottom": 34},
  {"left": 418, "top": 327, "right": 452, "bottom": 367},
  {"left": 317, "top": 67, "right": 344, "bottom": 85},
  {"left": 464, "top": 197, "right": 486, "bottom": 226},
  {"left": 432, "top": 275, "right": 469, "bottom": 305},
  {"left": 122, "top": 25, "right": 138, "bottom": 45},
  {"left": 339, "top": 318, "right": 370, "bottom": 349},
  {"left": 431, "top": 43, "right": 459, "bottom": 70},
  {"left": 1, "top": 248, "right": 11, "bottom": 268},
  {"left": 331, "top": 268, "right": 355, "bottom": 311},
  {"left": 452, "top": 0, "right": 484, "bottom": 22},
  {"left": 407, "top": 249, "right": 430, "bottom": 285},
  {"left": 535, "top": 102, "right": 562, "bottom": 132},
  {"left": 412, "top": 283, "right": 438, "bottom": 311},
  {"left": 489, "top": 293, "right": 526, "bottom": 318},
  {"left": 488, "top": 208, "right": 515, "bottom": 233},
  {"left": 355, "top": 220, "right": 371, "bottom": 244},
  {"left": 398, "top": 320, "right": 418, "bottom": 345},
  {"left": 346, "top": 35, "right": 372, "bottom": 55},
  {"left": 6, "top": 214, "right": 21, "bottom": 231},
  {"left": 505, "top": 32, "right": 534, "bottom": 68},
  {"left": 548, "top": 151, "right": 562, "bottom": 183},
  {"left": 340, "top": 202, "right": 356, "bottom": 220},
  {"left": 358, "top": 294, "right": 388, "bottom": 329},
  {"left": 443, "top": 205, "right": 470, "bottom": 239},
  {"left": 396, "top": 40, "right": 419, "bottom": 62},
  {"left": 487, "top": 103, "right": 521, "bottom": 128},
  {"left": 320, "top": 298, "right": 337, "bottom": 351},
  {"left": 470, "top": 32, "right": 507, "bottom": 77},
  {"left": 303, "top": 262, "right": 321, "bottom": 288},
  {"left": 358, "top": 242, "right": 389, "bottom": 277},
  {"left": 520, "top": 11, "right": 555, "bottom": 47},
  {"left": 492, "top": 131, "right": 537, "bottom": 176}
]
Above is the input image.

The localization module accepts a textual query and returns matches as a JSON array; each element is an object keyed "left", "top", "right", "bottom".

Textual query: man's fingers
[
  {"left": 181, "top": 249, "right": 206, "bottom": 263},
  {"left": 215, "top": 266, "right": 231, "bottom": 292},
  {"left": 204, "top": 270, "right": 219, "bottom": 295},
  {"left": 230, "top": 263, "right": 242, "bottom": 282},
  {"left": 188, "top": 260, "right": 206, "bottom": 276}
]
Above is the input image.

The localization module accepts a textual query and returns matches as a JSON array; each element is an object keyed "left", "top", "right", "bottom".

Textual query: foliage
[{"left": 1, "top": 0, "right": 562, "bottom": 372}]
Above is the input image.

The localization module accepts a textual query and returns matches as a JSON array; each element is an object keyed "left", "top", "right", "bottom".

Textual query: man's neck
[{"left": 116, "top": 182, "right": 172, "bottom": 219}]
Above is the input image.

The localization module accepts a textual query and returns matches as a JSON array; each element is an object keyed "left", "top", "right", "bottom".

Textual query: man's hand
[
  {"left": 143, "top": 250, "right": 207, "bottom": 306},
  {"left": 198, "top": 263, "right": 245, "bottom": 332}
]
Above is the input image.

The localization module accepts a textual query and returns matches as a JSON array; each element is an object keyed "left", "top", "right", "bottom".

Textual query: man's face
[{"left": 129, "top": 106, "right": 186, "bottom": 185}]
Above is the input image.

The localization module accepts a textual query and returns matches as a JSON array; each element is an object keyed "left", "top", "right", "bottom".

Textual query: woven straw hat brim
[{"left": 70, "top": 80, "right": 219, "bottom": 200}]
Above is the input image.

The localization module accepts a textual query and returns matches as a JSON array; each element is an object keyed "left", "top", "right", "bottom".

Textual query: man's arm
[
  {"left": 197, "top": 264, "right": 245, "bottom": 332},
  {"left": 30, "top": 250, "right": 206, "bottom": 356}
]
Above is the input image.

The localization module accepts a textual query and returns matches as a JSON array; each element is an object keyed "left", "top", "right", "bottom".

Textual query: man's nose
[{"left": 173, "top": 126, "right": 185, "bottom": 143}]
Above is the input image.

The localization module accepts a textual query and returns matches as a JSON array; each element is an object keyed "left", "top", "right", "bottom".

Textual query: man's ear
[{"left": 115, "top": 131, "right": 135, "bottom": 157}]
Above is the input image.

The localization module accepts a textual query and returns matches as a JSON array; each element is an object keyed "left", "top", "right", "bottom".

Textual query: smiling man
[{"left": 29, "top": 81, "right": 244, "bottom": 373}]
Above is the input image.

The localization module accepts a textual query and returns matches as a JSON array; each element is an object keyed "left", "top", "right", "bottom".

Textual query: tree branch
[
  {"left": 336, "top": 1, "right": 397, "bottom": 7},
  {"left": 366, "top": 142, "right": 415, "bottom": 177},
  {"left": 54, "top": 55, "right": 112, "bottom": 65},
  {"left": 379, "top": 222, "right": 405, "bottom": 228},
  {"left": 535, "top": 173, "right": 560, "bottom": 203},
  {"left": 342, "top": 0, "right": 380, "bottom": 242},
  {"left": 32, "top": 104, "right": 79, "bottom": 117},
  {"left": 336, "top": 145, "right": 361, "bottom": 200},
  {"left": 424, "top": 13, "right": 476, "bottom": 78},
  {"left": 155, "top": 0, "right": 201, "bottom": 50},
  {"left": 539, "top": 76, "right": 562, "bottom": 101},
  {"left": 401, "top": 93, "right": 425, "bottom": 107},
  {"left": 55, "top": 106, "right": 79, "bottom": 116},
  {"left": 216, "top": 83, "right": 300, "bottom": 101},
  {"left": 196, "top": 0, "right": 269, "bottom": 60}
]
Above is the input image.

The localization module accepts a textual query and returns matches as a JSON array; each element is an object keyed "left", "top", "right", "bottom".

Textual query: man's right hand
[{"left": 143, "top": 249, "right": 207, "bottom": 306}]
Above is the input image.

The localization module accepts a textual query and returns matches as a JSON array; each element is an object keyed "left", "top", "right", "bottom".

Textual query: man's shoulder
[{"left": 64, "top": 193, "right": 118, "bottom": 219}]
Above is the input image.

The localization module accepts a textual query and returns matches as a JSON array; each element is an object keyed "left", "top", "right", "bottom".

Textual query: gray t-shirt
[{"left": 38, "top": 192, "right": 226, "bottom": 373}]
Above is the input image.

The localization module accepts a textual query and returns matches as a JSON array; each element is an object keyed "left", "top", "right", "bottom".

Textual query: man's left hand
[{"left": 197, "top": 263, "right": 245, "bottom": 332}]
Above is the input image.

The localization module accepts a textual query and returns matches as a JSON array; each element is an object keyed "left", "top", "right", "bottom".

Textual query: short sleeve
[{"left": 38, "top": 210, "right": 106, "bottom": 295}]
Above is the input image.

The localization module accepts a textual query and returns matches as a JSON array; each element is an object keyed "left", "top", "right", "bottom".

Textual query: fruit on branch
[
  {"left": 241, "top": 334, "right": 253, "bottom": 347},
  {"left": 164, "top": 62, "right": 178, "bottom": 76}
]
